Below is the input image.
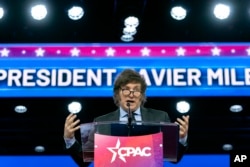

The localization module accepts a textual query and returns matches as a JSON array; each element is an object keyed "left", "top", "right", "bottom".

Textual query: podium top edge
[{"left": 80, "top": 121, "right": 178, "bottom": 126}]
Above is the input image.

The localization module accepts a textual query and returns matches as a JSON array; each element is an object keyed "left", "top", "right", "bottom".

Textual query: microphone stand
[{"left": 127, "top": 102, "right": 132, "bottom": 136}]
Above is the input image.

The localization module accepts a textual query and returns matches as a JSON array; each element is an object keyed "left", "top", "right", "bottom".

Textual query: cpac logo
[{"left": 107, "top": 139, "right": 151, "bottom": 163}]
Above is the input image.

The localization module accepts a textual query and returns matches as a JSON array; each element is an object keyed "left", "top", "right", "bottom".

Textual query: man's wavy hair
[{"left": 113, "top": 69, "right": 147, "bottom": 107}]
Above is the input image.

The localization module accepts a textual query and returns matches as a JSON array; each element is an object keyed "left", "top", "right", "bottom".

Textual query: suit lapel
[
  {"left": 141, "top": 107, "right": 150, "bottom": 122},
  {"left": 112, "top": 109, "right": 120, "bottom": 121}
]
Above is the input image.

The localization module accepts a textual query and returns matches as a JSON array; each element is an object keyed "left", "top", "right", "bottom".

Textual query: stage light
[
  {"left": 176, "top": 101, "right": 190, "bottom": 113},
  {"left": 31, "top": 4, "right": 47, "bottom": 20},
  {"left": 222, "top": 144, "right": 233, "bottom": 151},
  {"left": 213, "top": 3, "right": 230, "bottom": 20},
  {"left": 68, "top": 6, "right": 84, "bottom": 20},
  {"left": 68, "top": 101, "right": 82, "bottom": 114},
  {"left": 120, "top": 34, "right": 134, "bottom": 42},
  {"left": 230, "top": 104, "right": 243, "bottom": 112},
  {"left": 170, "top": 6, "right": 187, "bottom": 20},
  {"left": 121, "top": 16, "right": 139, "bottom": 42},
  {"left": 14, "top": 105, "right": 27, "bottom": 113},
  {"left": 124, "top": 16, "right": 139, "bottom": 27},
  {"left": 34, "top": 145, "right": 45, "bottom": 153},
  {"left": 0, "top": 7, "right": 4, "bottom": 19},
  {"left": 123, "top": 26, "right": 137, "bottom": 36}
]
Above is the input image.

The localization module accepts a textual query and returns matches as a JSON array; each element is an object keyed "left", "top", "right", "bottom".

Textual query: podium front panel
[
  {"left": 80, "top": 121, "right": 179, "bottom": 163},
  {"left": 94, "top": 133, "right": 163, "bottom": 167}
]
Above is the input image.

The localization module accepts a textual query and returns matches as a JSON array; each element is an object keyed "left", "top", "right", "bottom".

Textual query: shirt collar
[{"left": 120, "top": 106, "right": 141, "bottom": 118}]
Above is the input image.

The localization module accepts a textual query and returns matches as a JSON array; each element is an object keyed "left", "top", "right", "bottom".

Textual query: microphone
[{"left": 127, "top": 102, "right": 132, "bottom": 126}]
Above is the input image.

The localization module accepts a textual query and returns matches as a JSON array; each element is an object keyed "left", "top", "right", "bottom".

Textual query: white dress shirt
[{"left": 119, "top": 106, "right": 142, "bottom": 122}]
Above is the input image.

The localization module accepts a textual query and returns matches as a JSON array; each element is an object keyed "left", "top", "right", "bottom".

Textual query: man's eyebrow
[
  {"left": 122, "top": 85, "right": 141, "bottom": 89},
  {"left": 129, "top": 87, "right": 141, "bottom": 90}
]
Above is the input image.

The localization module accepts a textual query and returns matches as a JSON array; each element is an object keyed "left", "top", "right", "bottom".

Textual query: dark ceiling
[
  {"left": 0, "top": 0, "right": 250, "bottom": 43},
  {"left": 0, "top": 0, "right": 250, "bottom": 162}
]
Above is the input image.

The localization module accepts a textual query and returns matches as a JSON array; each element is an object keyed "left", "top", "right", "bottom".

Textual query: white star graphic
[
  {"left": 91, "top": 50, "right": 96, "bottom": 54},
  {"left": 161, "top": 49, "right": 166, "bottom": 54},
  {"left": 126, "top": 49, "right": 131, "bottom": 54},
  {"left": 0, "top": 48, "right": 10, "bottom": 57},
  {"left": 56, "top": 50, "right": 61, "bottom": 54},
  {"left": 211, "top": 47, "right": 221, "bottom": 56},
  {"left": 35, "top": 48, "right": 45, "bottom": 57},
  {"left": 105, "top": 47, "right": 116, "bottom": 56},
  {"left": 21, "top": 50, "right": 26, "bottom": 55},
  {"left": 140, "top": 47, "right": 151, "bottom": 56},
  {"left": 107, "top": 139, "right": 126, "bottom": 163},
  {"left": 70, "top": 47, "right": 80, "bottom": 57},
  {"left": 176, "top": 47, "right": 186, "bottom": 56},
  {"left": 196, "top": 49, "right": 201, "bottom": 54},
  {"left": 246, "top": 47, "right": 250, "bottom": 56}
]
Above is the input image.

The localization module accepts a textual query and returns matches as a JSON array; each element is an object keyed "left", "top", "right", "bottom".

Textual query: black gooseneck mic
[
  {"left": 127, "top": 102, "right": 132, "bottom": 127},
  {"left": 127, "top": 102, "right": 133, "bottom": 136}
]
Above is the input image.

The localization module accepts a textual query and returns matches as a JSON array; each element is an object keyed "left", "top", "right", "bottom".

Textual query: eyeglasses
[{"left": 121, "top": 89, "right": 141, "bottom": 97}]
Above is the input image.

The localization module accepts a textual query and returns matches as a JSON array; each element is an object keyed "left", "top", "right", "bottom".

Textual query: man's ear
[
  {"left": 139, "top": 94, "right": 144, "bottom": 103},
  {"left": 115, "top": 93, "right": 121, "bottom": 104}
]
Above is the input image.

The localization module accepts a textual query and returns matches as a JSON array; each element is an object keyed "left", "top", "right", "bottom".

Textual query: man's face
[{"left": 118, "top": 82, "right": 142, "bottom": 112}]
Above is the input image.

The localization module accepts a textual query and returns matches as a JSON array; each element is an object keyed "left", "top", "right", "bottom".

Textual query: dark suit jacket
[{"left": 66, "top": 107, "right": 187, "bottom": 167}]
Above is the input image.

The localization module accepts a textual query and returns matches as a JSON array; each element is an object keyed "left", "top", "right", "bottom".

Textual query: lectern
[{"left": 80, "top": 121, "right": 179, "bottom": 167}]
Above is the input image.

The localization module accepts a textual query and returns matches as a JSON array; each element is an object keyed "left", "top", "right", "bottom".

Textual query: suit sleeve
[{"left": 64, "top": 134, "right": 92, "bottom": 167}]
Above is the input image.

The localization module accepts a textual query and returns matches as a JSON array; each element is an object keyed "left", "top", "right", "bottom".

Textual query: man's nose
[{"left": 129, "top": 92, "right": 134, "bottom": 97}]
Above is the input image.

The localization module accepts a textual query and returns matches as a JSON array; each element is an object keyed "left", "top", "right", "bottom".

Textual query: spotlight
[
  {"left": 0, "top": 7, "right": 4, "bottom": 19},
  {"left": 230, "top": 105, "right": 243, "bottom": 113},
  {"left": 14, "top": 105, "right": 27, "bottom": 113},
  {"left": 34, "top": 145, "right": 45, "bottom": 153},
  {"left": 121, "top": 16, "right": 139, "bottom": 42},
  {"left": 213, "top": 3, "right": 230, "bottom": 20},
  {"left": 123, "top": 26, "right": 137, "bottom": 36},
  {"left": 120, "top": 34, "right": 134, "bottom": 42},
  {"left": 222, "top": 144, "right": 233, "bottom": 151},
  {"left": 170, "top": 6, "right": 187, "bottom": 20},
  {"left": 124, "top": 16, "right": 139, "bottom": 27},
  {"left": 31, "top": 4, "right": 47, "bottom": 20},
  {"left": 68, "top": 6, "right": 84, "bottom": 20},
  {"left": 176, "top": 101, "right": 190, "bottom": 113},
  {"left": 68, "top": 101, "right": 82, "bottom": 114}
]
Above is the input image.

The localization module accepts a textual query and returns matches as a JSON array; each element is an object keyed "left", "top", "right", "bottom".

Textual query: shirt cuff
[
  {"left": 179, "top": 135, "right": 188, "bottom": 146},
  {"left": 64, "top": 137, "right": 76, "bottom": 149}
]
